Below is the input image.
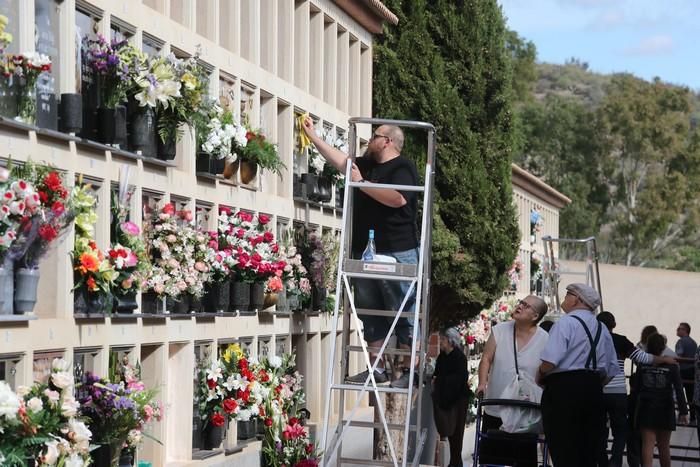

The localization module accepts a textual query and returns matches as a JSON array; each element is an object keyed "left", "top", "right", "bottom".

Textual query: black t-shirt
[
  {"left": 612, "top": 332, "right": 635, "bottom": 359},
  {"left": 352, "top": 155, "right": 419, "bottom": 253}
]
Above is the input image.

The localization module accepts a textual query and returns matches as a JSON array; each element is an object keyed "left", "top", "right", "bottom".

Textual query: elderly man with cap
[{"left": 536, "top": 283, "right": 618, "bottom": 467}]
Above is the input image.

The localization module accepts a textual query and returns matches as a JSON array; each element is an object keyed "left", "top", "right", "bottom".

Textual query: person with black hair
[
  {"left": 675, "top": 322, "right": 697, "bottom": 422},
  {"left": 635, "top": 333, "right": 688, "bottom": 467},
  {"left": 595, "top": 312, "right": 676, "bottom": 467}
]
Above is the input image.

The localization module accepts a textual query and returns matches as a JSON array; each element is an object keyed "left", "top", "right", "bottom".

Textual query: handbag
[{"left": 498, "top": 326, "right": 543, "bottom": 434}]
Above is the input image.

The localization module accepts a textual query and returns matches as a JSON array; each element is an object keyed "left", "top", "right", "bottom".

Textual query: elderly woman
[
  {"left": 432, "top": 326, "right": 470, "bottom": 467},
  {"left": 476, "top": 295, "right": 549, "bottom": 466}
]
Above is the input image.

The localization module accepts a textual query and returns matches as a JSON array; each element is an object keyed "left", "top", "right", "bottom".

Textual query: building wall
[
  {"left": 0, "top": 0, "right": 376, "bottom": 465},
  {"left": 560, "top": 260, "right": 700, "bottom": 348}
]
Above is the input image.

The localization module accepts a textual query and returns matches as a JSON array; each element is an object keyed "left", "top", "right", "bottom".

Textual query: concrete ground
[{"left": 461, "top": 422, "right": 699, "bottom": 467}]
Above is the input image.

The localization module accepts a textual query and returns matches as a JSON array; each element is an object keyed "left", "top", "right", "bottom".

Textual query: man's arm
[
  {"left": 302, "top": 117, "right": 407, "bottom": 208},
  {"left": 476, "top": 334, "right": 496, "bottom": 395},
  {"left": 537, "top": 361, "right": 555, "bottom": 386}
]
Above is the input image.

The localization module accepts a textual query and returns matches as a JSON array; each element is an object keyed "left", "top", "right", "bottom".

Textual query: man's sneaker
[
  {"left": 346, "top": 369, "right": 389, "bottom": 385},
  {"left": 390, "top": 368, "right": 418, "bottom": 389}
]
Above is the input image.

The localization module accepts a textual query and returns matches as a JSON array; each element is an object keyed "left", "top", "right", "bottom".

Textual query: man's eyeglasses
[{"left": 371, "top": 133, "right": 391, "bottom": 142}]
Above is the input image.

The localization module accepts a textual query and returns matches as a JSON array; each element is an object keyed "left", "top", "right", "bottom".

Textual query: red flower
[
  {"left": 466, "top": 335, "right": 476, "bottom": 345},
  {"left": 246, "top": 131, "right": 255, "bottom": 141},
  {"left": 219, "top": 206, "right": 231, "bottom": 215},
  {"left": 207, "top": 379, "right": 218, "bottom": 390},
  {"left": 222, "top": 398, "right": 238, "bottom": 414},
  {"left": 305, "top": 443, "right": 314, "bottom": 454},
  {"left": 43, "top": 172, "right": 63, "bottom": 192},
  {"left": 258, "top": 214, "right": 270, "bottom": 225},
  {"left": 38, "top": 190, "right": 48, "bottom": 203},
  {"left": 263, "top": 231, "right": 274, "bottom": 243},
  {"left": 86, "top": 276, "right": 97, "bottom": 291},
  {"left": 237, "top": 389, "right": 250, "bottom": 403},
  {"left": 162, "top": 203, "right": 176, "bottom": 215},
  {"left": 51, "top": 201, "right": 65, "bottom": 216},
  {"left": 264, "top": 417, "right": 273, "bottom": 427},
  {"left": 289, "top": 417, "right": 299, "bottom": 426},
  {"left": 38, "top": 224, "right": 58, "bottom": 242},
  {"left": 210, "top": 412, "right": 226, "bottom": 427}
]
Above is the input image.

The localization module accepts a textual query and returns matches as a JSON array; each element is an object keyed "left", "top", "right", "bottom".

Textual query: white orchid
[{"left": 0, "top": 381, "right": 20, "bottom": 419}]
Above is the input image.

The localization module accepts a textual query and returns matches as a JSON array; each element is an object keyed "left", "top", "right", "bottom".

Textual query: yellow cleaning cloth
[{"left": 296, "top": 113, "right": 312, "bottom": 153}]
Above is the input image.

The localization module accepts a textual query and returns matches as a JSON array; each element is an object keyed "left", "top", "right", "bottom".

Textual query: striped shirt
[{"left": 604, "top": 344, "right": 653, "bottom": 394}]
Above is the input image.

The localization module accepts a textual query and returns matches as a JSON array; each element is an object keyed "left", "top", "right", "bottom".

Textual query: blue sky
[{"left": 498, "top": 0, "right": 700, "bottom": 90}]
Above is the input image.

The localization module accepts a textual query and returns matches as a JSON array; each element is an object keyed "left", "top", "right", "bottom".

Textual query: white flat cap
[{"left": 566, "top": 283, "right": 601, "bottom": 310}]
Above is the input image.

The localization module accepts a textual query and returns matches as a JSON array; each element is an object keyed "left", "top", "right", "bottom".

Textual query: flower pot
[
  {"left": 168, "top": 295, "right": 189, "bottom": 314},
  {"left": 86, "top": 291, "right": 113, "bottom": 315},
  {"left": 0, "top": 76, "right": 18, "bottom": 118},
  {"left": 313, "top": 286, "right": 326, "bottom": 311},
  {"left": 239, "top": 158, "right": 258, "bottom": 184},
  {"left": 17, "top": 85, "right": 37, "bottom": 125},
  {"left": 113, "top": 291, "right": 138, "bottom": 314},
  {"left": 301, "top": 173, "right": 320, "bottom": 201},
  {"left": 335, "top": 185, "right": 344, "bottom": 209},
  {"left": 59, "top": 93, "right": 83, "bottom": 134},
  {"left": 230, "top": 281, "right": 250, "bottom": 312},
  {"left": 293, "top": 173, "right": 305, "bottom": 198},
  {"left": 189, "top": 294, "right": 203, "bottom": 313},
  {"left": 276, "top": 288, "right": 288, "bottom": 311},
  {"left": 128, "top": 105, "right": 157, "bottom": 158},
  {"left": 317, "top": 176, "right": 333, "bottom": 203},
  {"left": 97, "top": 106, "right": 126, "bottom": 147},
  {"left": 196, "top": 152, "right": 225, "bottom": 175},
  {"left": 14, "top": 267, "right": 40, "bottom": 314},
  {"left": 263, "top": 292, "right": 278, "bottom": 309},
  {"left": 202, "top": 421, "right": 226, "bottom": 450},
  {"left": 91, "top": 442, "right": 123, "bottom": 467},
  {"left": 119, "top": 449, "right": 134, "bottom": 467},
  {"left": 250, "top": 282, "right": 266, "bottom": 310},
  {"left": 141, "top": 292, "right": 166, "bottom": 314},
  {"left": 237, "top": 419, "right": 257, "bottom": 440},
  {"left": 0, "top": 266, "right": 14, "bottom": 315},
  {"left": 157, "top": 135, "right": 177, "bottom": 160},
  {"left": 223, "top": 158, "right": 240, "bottom": 180},
  {"left": 287, "top": 294, "right": 300, "bottom": 312},
  {"left": 203, "top": 280, "right": 230, "bottom": 313}
]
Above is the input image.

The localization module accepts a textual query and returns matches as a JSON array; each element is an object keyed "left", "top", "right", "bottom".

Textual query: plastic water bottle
[{"left": 362, "top": 229, "right": 376, "bottom": 261}]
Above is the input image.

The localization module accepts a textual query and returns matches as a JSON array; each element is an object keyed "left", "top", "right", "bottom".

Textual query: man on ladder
[{"left": 302, "top": 116, "right": 420, "bottom": 389}]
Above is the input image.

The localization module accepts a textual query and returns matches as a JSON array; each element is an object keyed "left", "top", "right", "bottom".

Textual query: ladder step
[
  {"left": 343, "top": 271, "right": 419, "bottom": 282},
  {"left": 347, "top": 345, "right": 413, "bottom": 356},
  {"left": 332, "top": 383, "right": 410, "bottom": 394},
  {"left": 353, "top": 308, "right": 417, "bottom": 318},
  {"left": 346, "top": 180, "right": 425, "bottom": 192},
  {"left": 341, "top": 420, "right": 418, "bottom": 431},
  {"left": 343, "top": 259, "right": 418, "bottom": 280},
  {"left": 339, "top": 457, "right": 397, "bottom": 466}
]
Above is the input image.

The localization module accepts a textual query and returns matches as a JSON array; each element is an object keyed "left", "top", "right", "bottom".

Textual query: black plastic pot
[
  {"left": 335, "top": 185, "right": 344, "bottom": 209},
  {"left": 250, "top": 282, "right": 265, "bottom": 310},
  {"left": 203, "top": 280, "right": 230, "bottom": 313},
  {"left": 157, "top": 135, "right": 177, "bottom": 160},
  {"left": 237, "top": 419, "right": 257, "bottom": 440},
  {"left": 293, "top": 173, "right": 304, "bottom": 198},
  {"left": 59, "top": 93, "right": 82, "bottom": 134},
  {"left": 202, "top": 421, "right": 225, "bottom": 450},
  {"left": 313, "top": 287, "right": 326, "bottom": 311},
  {"left": 317, "top": 176, "right": 333, "bottom": 203},
  {"left": 230, "top": 281, "right": 250, "bottom": 312},
  {"left": 301, "top": 173, "right": 320, "bottom": 201},
  {"left": 97, "top": 105, "right": 127, "bottom": 148},
  {"left": 113, "top": 291, "right": 138, "bottom": 313},
  {"left": 196, "top": 152, "right": 225, "bottom": 175},
  {"left": 128, "top": 104, "right": 157, "bottom": 158}
]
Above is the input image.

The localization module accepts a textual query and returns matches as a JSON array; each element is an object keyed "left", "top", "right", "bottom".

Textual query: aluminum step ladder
[
  {"left": 541, "top": 235, "right": 603, "bottom": 316},
  {"left": 320, "top": 118, "right": 436, "bottom": 467}
]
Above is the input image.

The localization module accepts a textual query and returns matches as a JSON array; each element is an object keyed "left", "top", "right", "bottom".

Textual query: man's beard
[{"left": 363, "top": 147, "right": 377, "bottom": 161}]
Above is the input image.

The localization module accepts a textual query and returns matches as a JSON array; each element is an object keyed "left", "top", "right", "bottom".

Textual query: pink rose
[{"left": 121, "top": 221, "right": 141, "bottom": 236}]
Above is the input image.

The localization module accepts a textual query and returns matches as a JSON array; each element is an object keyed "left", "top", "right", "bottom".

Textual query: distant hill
[{"left": 534, "top": 61, "right": 700, "bottom": 115}]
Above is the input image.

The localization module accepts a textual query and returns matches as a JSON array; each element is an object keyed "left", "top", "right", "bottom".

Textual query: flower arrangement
[
  {"left": 202, "top": 231, "right": 232, "bottom": 284},
  {"left": 241, "top": 128, "right": 286, "bottom": 176},
  {"left": 195, "top": 101, "right": 248, "bottom": 162},
  {"left": 0, "top": 14, "right": 12, "bottom": 53},
  {"left": 132, "top": 55, "right": 181, "bottom": 110},
  {"left": 321, "top": 128, "right": 347, "bottom": 185},
  {"left": 0, "top": 167, "right": 32, "bottom": 265},
  {"left": 307, "top": 230, "right": 339, "bottom": 312},
  {"left": 154, "top": 52, "right": 210, "bottom": 145},
  {"left": 530, "top": 208, "right": 544, "bottom": 235},
  {"left": 262, "top": 415, "right": 320, "bottom": 467},
  {"left": 9, "top": 162, "right": 73, "bottom": 269},
  {"left": 6, "top": 52, "right": 52, "bottom": 124},
  {"left": 0, "top": 358, "right": 92, "bottom": 466},
  {"left": 218, "top": 343, "right": 264, "bottom": 422},
  {"left": 82, "top": 35, "right": 142, "bottom": 109},
  {"left": 71, "top": 183, "right": 118, "bottom": 305},
  {"left": 144, "top": 204, "right": 211, "bottom": 301},
  {"left": 506, "top": 258, "right": 524, "bottom": 291},
  {"left": 77, "top": 372, "right": 162, "bottom": 466},
  {"left": 278, "top": 243, "right": 311, "bottom": 309},
  {"left": 217, "top": 209, "right": 285, "bottom": 284}
]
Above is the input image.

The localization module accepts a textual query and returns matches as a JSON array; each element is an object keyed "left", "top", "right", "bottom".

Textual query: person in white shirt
[
  {"left": 477, "top": 295, "right": 549, "bottom": 467},
  {"left": 537, "top": 283, "right": 618, "bottom": 467}
]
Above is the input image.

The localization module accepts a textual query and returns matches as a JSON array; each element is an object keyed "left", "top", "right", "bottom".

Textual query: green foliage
[
  {"left": 374, "top": 0, "right": 520, "bottom": 326},
  {"left": 242, "top": 131, "right": 286, "bottom": 176}
]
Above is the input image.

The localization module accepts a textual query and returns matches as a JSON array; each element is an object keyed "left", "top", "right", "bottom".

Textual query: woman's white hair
[{"left": 441, "top": 326, "right": 463, "bottom": 348}]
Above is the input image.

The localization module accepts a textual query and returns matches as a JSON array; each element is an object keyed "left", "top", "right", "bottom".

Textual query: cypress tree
[{"left": 373, "top": 0, "right": 519, "bottom": 326}]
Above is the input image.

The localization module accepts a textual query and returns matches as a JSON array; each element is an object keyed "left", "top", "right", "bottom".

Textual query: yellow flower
[
  {"left": 223, "top": 343, "right": 244, "bottom": 363},
  {"left": 181, "top": 72, "right": 197, "bottom": 91}
]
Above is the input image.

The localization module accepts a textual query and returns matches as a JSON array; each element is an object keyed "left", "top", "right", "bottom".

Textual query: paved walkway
[{"left": 462, "top": 422, "right": 699, "bottom": 466}]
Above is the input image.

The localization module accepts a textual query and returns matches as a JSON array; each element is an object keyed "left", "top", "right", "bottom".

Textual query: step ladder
[
  {"left": 320, "top": 117, "right": 436, "bottom": 467},
  {"left": 541, "top": 236, "right": 603, "bottom": 316}
]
